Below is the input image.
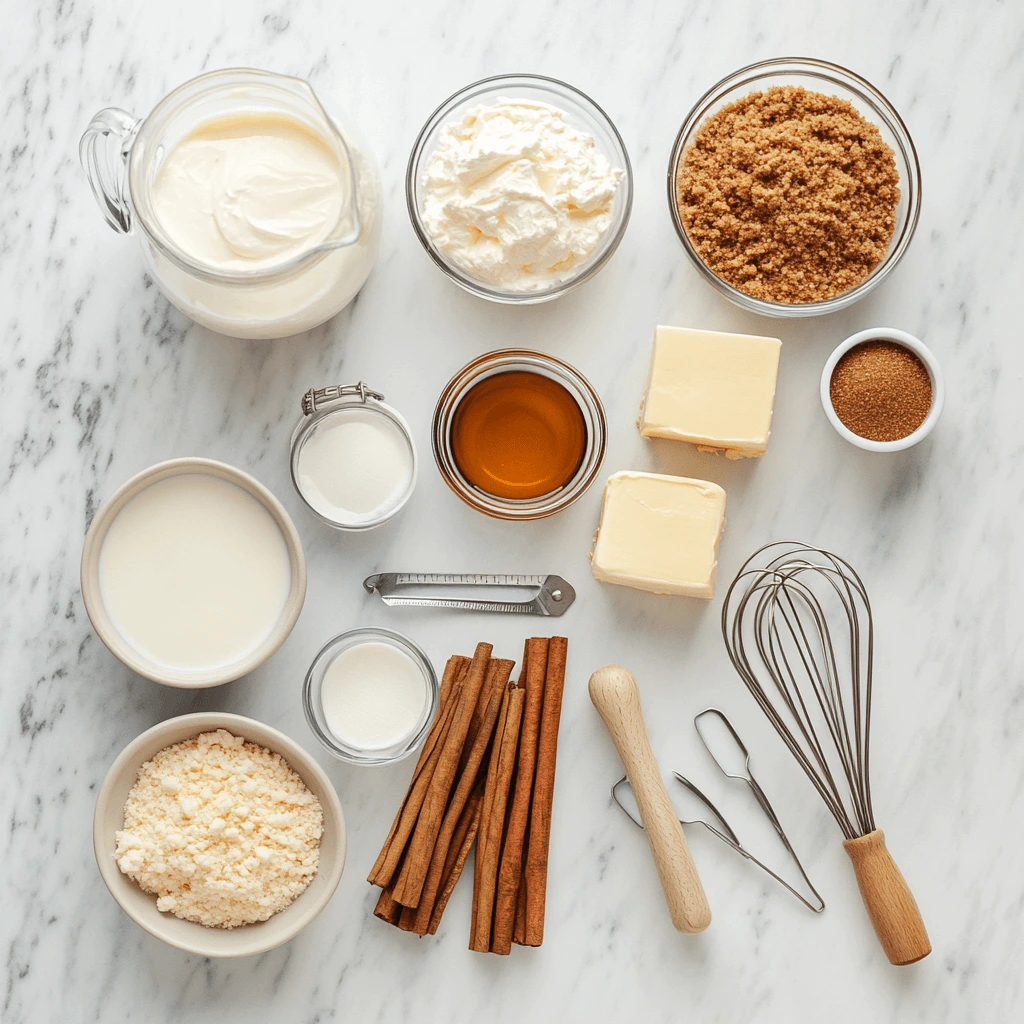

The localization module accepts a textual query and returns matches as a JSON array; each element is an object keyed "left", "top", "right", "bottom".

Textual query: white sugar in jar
[
  {"left": 303, "top": 629, "right": 439, "bottom": 765},
  {"left": 289, "top": 383, "right": 417, "bottom": 530}
]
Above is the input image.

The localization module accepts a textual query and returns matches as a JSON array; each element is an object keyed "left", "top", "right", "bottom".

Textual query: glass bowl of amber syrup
[{"left": 432, "top": 350, "right": 607, "bottom": 520}]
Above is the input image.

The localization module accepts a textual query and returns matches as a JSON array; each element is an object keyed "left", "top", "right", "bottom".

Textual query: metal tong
[
  {"left": 612, "top": 708, "right": 824, "bottom": 913},
  {"left": 363, "top": 573, "right": 575, "bottom": 616}
]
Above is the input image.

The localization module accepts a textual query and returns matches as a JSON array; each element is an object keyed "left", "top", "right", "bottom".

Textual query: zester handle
[
  {"left": 589, "top": 665, "right": 712, "bottom": 934},
  {"left": 843, "top": 829, "right": 931, "bottom": 965}
]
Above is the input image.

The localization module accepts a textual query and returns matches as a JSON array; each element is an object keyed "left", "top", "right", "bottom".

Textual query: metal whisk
[{"left": 721, "top": 542, "right": 931, "bottom": 965}]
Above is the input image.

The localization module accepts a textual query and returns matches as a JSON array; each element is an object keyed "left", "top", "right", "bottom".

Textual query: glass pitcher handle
[{"left": 79, "top": 108, "right": 139, "bottom": 234}]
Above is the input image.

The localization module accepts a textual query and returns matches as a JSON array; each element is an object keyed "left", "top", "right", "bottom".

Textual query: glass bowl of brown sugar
[
  {"left": 668, "top": 57, "right": 922, "bottom": 318},
  {"left": 432, "top": 349, "right": 607, "bottom": 520},
  {"left": 820, "top": 328, "right": 944, "bottom": 452}
]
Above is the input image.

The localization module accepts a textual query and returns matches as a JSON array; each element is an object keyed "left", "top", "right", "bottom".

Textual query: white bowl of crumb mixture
[
  {"left": 668, "top": 57, "right": 922, "bottom": 317},
  {"left": 94, "top": 713, "right": 345, "bottom": 957}
]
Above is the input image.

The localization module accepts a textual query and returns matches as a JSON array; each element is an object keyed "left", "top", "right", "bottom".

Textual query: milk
[
  {"left": 320, "top": 641, "right": 429, "bottom": 750},
  {"left": 98, "top": 473, "right": 291, "bottom": 671},
  {"left": 295, "top": 407, "right": 414, "bottom": 525}
]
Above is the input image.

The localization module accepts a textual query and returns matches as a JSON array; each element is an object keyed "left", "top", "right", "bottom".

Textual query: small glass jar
[
  {"left": 432, "top": 349, "right": 606, "bottom": 520},
  {"left": 303, "top": 628, "right": 439, "bottom": 766},
  {"left": 289, "top": 382, "right": 417, "bottom": 531},
  {"left": 80, "top": 68, "right": 382, "bottom": 339}
]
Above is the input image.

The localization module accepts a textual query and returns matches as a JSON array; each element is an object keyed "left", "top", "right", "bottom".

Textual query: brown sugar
[
  {"left": 829, "top": 341, "right": 932, "bottom": 442},
  {"left": 676, "top": 86, "right": 900, "bottom": 305}
]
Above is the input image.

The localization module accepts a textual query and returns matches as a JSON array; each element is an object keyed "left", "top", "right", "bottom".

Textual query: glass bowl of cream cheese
[
  {"left": 406, "top": 74, "right": 633, "bottom": 304},
  {"left": 80, "top": 68, "right": 382, "bottom": 339}
]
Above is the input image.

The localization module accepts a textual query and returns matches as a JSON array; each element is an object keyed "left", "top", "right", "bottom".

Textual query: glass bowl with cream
[
  {"left": 303, "top": 628, "right": 439, "bottom": 766},
  {"left": 80, "top": 458, "right": 306, "bottom": 688},
  {"left": 80, "top": 68, "right": 382, "bottom": 339},
  {"left": 289, "top": 383, "right": 417, "bottom": 530},
  {"left": 406, "top": 74, "right": 633, "bottom": 304}
]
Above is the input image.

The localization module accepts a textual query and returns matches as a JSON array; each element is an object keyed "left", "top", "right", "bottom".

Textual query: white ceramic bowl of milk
[{"left": 81, "top": 458, "right": 306, "bottom": 688}]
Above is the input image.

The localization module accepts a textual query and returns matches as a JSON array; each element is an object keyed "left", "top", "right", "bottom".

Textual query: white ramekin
[{"left": 820, "top": 328, "right": 944, "bottom": 452}]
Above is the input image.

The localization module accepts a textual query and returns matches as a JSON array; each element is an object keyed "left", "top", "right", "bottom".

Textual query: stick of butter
[
  {"left": 590, "top": 471, "right": 726, "bottom": 599},
  {"left": 639, "top": 325, "right": 782, "bottom": 458}
]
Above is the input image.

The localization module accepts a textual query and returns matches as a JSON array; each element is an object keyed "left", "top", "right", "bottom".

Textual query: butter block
[
  {"left": 590, "top": 471, "right": 726, "bottom": 599},
  {"left": 640, "top": 325, "right": 782, "bottom": 458}
]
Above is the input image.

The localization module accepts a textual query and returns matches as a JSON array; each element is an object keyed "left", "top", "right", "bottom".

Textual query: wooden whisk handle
[
  {"left": 843, "top": 829, "right": 931, "bottom": 965},
  {"left": 589, "top": 665, "right": 711, "bottom": 934}
]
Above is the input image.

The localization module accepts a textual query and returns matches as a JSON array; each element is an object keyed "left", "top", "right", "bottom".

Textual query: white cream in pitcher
[
  {"left": 142, "top": 104, "right": 381, "bottom": 337},
  {"left": 98, "top": 473, "right": 292, "bottom": 670},
  {"left": 153, "top": 113, "right": 346, "bottom": 270}
]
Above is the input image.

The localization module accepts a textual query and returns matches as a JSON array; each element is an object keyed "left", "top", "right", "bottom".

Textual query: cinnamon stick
[
  {"left": 367, "top": 656, "right": 469, "bottom": 887},
  {"left": 392, "top": 642, "right": 493, "bottom": 907},
  {"left": 427, "top": 782, "right": 485, "bottom": 935},
  {"left": 521, "top": 636, "right": 568, "bottom": 946},
  {"left": 373, "top": 885, "right": 403, "bottom": 926},
  {"left": 470, "top": 682, "right": 525, "bottom": 952},
  {"left": 513, "top": 857, "right": 528, "bottom": 945},
  {"left": 470, "top": 680, "right": 510, "bottom": 946},
  {"left": 411, "top": 658, "right": 513, "bottom": 933},
  {"left": 491, "top": 638, "right": 549, "bottom": 954}
]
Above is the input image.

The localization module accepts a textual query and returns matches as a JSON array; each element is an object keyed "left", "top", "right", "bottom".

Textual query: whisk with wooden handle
[{"left": 721, "top": 542, "right": 931, "bottom": 965}]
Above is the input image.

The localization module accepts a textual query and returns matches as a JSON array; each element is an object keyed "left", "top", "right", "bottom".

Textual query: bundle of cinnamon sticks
[{"left": 368, "top": 637, "right": 567, "bottom": 953}]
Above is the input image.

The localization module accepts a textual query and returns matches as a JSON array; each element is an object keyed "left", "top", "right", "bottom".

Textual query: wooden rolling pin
[{"left": 589, "top": 665, "right": 711, "bottom": 934}]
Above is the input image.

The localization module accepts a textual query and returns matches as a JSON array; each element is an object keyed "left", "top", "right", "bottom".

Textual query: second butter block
[{"left": 590, "top": 471, "right": 726, "bottom": 599}]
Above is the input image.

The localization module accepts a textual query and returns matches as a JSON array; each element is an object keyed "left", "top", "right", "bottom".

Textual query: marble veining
[{"left": 2, "top": 0, "right": 1022, "bottom": 1021}]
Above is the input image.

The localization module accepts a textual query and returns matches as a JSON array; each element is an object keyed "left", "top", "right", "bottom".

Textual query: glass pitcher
[{"left": 80, "top": 68, "right": 381, "bottom": 340}]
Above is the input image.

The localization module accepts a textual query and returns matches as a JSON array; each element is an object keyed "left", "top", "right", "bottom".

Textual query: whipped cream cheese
[
  {"left": 421, "top": 99, "right": 624, "bottom": 291},
  {"left": 153, "top": 113, "right": 345, "bottom": 270}
]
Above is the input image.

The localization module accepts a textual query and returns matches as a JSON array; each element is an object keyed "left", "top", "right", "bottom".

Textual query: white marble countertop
[{"left": 3, "top": 0, "right": 1022, "bottom": 1020}]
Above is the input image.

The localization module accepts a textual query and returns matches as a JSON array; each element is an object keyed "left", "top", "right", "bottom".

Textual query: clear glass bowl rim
[
  {"left": 431, "top": 348, "right": 607, "bottom": 520},
  {"left": 302, "top": 627, "right": 439, "bottom": 766},
  {"left": 406, "top": 72, "right": 634, "bottom": 304},
  {"left": 666, "top": 56, "right": 923, "bottom": 317}
]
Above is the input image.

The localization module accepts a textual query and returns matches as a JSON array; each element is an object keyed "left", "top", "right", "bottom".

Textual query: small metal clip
[{"left": 301, "top": 381, "right": 385, "bottom": 416}]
